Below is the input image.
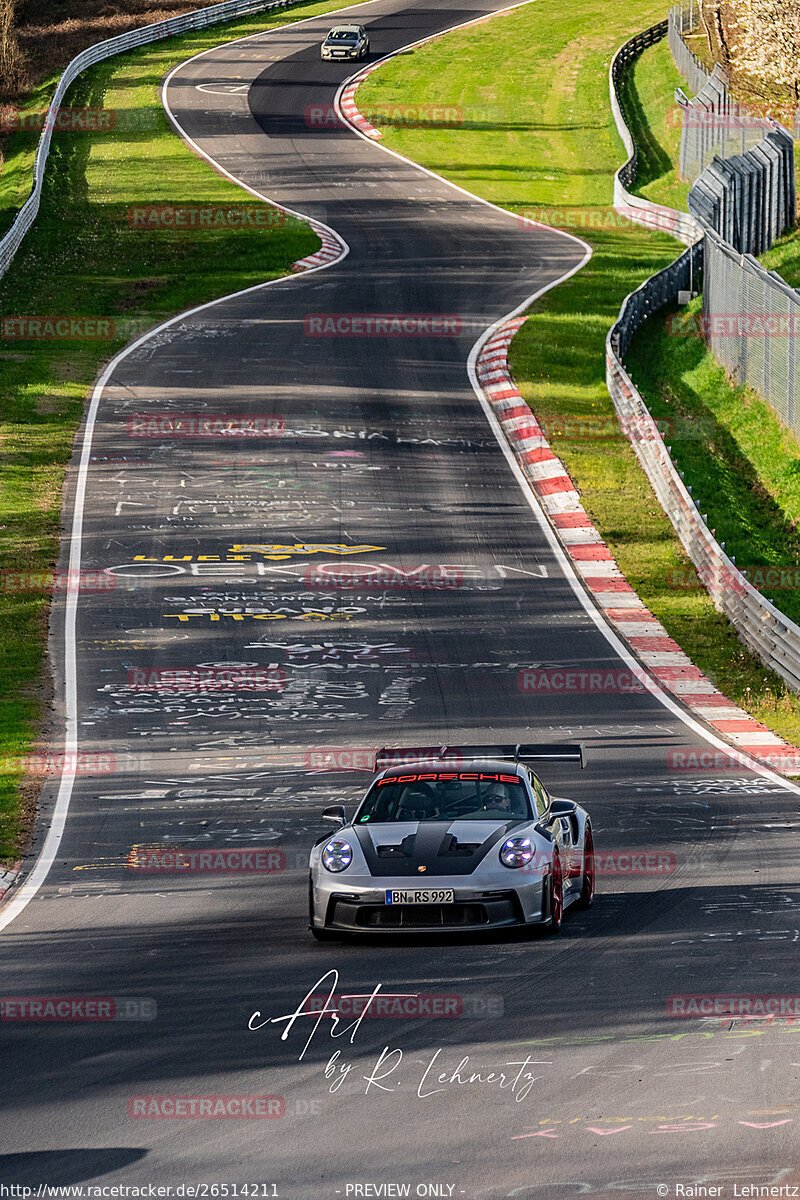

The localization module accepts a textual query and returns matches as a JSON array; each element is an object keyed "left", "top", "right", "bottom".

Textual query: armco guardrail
[
  {"left": 0, "top": 0, "right": 302, "bottom": 282},
  {"left": 608, "top": 241, "right": 703, "bottom": 362},
  {"left": 605, "top": 18, "right": 800, "bottom": 692},
  {"left": 608, "top": 20, "right": 702, "bottom": 246}
]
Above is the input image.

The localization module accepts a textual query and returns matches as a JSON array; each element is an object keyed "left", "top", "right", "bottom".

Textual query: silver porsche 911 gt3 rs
[{"left": 308, "top": 743, "right": 594, "bottom": 939}]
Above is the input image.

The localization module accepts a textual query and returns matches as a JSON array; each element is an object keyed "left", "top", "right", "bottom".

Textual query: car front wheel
[
  {"left": 546, "top": 856, "right": 563, "bottom": 933},
  {"left": 576, "top": 826, "right": 595, "bottom": 909}
]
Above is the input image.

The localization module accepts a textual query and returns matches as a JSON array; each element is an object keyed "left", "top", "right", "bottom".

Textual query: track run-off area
[{"left": 1, "top": 0, "right": 800, "bottom": 1195}]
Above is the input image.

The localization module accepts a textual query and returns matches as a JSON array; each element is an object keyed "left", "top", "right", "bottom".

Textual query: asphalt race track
[{"left": 2, "top": 0, "right": 800, "bottom": 1195}]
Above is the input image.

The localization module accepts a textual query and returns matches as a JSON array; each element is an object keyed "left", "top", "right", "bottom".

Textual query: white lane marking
[
  {"left": 332, "top": 11, "right": 800, "bottom": 801},
  {"left": 195, "top": 83, "right": 251, "bottom": 94}
]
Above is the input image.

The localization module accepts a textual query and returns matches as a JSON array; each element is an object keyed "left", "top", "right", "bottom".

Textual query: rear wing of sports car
[{"left": 374, "top": 743, "right": 585, "bottom": 771}]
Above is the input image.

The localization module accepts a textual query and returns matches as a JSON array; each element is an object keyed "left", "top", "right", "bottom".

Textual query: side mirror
[{"left": 322, "top": 804, "right": 346, "bottom": 828}]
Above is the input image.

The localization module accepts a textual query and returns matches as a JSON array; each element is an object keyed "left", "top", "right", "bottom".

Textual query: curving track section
[{"left": 1, "top": 1, "right": 800, "bottom": 1195}]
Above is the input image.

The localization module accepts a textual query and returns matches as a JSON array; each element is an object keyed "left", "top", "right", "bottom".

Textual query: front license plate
[{"left": 385, "top": 889, "right": 454, "bottom": 905}]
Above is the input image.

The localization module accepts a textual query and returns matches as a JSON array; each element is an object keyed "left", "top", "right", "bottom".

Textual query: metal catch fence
[
  {"left": 702, "top": 228, "right": 800, "bottom": 434},
  {"left": 667, "top": 0, "right": 715, "bottom": 98},
  {"left": 688, "top": 126, "right": 796, "bottom": 254}
]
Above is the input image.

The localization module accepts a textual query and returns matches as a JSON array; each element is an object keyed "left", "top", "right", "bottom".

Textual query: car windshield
[
  {"left": 327, "top": 30, "right": 358, "bottom": 40},
  {"left": 356, "top": 771, "right": 532, "bottom": 822}
]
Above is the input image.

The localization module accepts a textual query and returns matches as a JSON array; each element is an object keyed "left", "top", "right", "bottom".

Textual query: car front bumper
[{"left": 310, "top": 871, "right": 548, "bottom": 934}]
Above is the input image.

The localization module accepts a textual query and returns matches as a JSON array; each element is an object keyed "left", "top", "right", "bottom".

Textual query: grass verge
[
  {"left": 761, "top": 230, "right": 800, "bottom": 289},
  {"left": 356, "top": 0, "right": 800, "bottom": 744},
  {"left": 0, "top": 0, "right": 365, "bottom": 865}
]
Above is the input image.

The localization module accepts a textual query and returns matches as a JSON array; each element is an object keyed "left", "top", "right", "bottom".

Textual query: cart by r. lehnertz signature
[{"left": 248, "top": 969, "right": 548, "bottom": 1102}]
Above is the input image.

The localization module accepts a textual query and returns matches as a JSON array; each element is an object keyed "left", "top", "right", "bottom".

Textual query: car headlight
[
  {"left": 322, "top": 839, "right": 353, "bottom": 872},
  {"left": 500, "top": 836, "right": 534, "bottom": 869}
]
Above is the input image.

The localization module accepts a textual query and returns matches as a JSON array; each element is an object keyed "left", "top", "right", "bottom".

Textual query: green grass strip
[
  {"left": 0, "top": 0, "right": 368, "bottom": 864},
  {"left": 626, "top": 298, "right": 800, "bottom": 612},
  {"left": 616, "top": 38, "right": 691, "bottom": 211},
  {"left": 357, "top": 0, "right": 800, "bottom": 744},
  {"left": 761, "top": 230, "right": 800, "bottom": 289}
]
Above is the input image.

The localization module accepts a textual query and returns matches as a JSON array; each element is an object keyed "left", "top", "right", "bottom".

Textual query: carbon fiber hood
[{"left": 352, "top": 819, "right": 527, "bottom": 876}]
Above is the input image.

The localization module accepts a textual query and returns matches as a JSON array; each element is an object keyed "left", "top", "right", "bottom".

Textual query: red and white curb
[
  {"left": 292, "top": 222, "right": 346, "bottom": 272},
  {"left": 339, "top": 66, "right": 383, "bottom": 140},
  {"left": 477, "top": 317, "right": 800, "bottom": 776}
]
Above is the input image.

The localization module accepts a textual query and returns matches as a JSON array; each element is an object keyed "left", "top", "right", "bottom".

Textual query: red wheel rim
[
  {"left": 584, "top": 831, "right": 595, "bottom": 902},
  {"left": 552, "top": 857, "right": 563, "bottom": 927}
]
